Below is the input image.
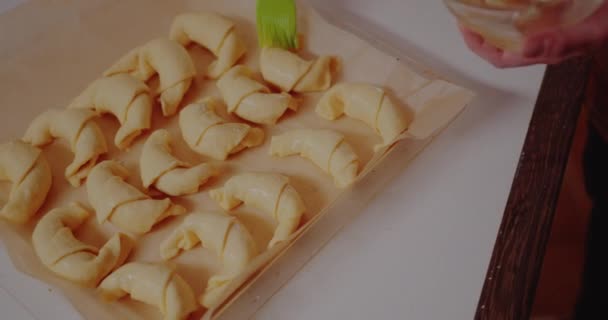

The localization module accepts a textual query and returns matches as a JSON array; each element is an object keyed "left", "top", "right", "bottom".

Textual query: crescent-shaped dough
[
  {"left": 104, "top": 38, "right": 196, "bottom": 117},
  {"left": 270, "top": 129, "right": 358, "bottom": 188},
  {"left": 0, "top": 140, "right": 52, "bottom": 224},
  {"left": 68, "top": 74, "right": 153, "bottom": 149},
  {"left": 316, "top": 83, "right": 409, "bottom": 150},
  {"left": 86, "top": 160, "right": 186, "bottom": 234},
  {"left": 141, "top": 129, "right": 220, "bottom": 196},
  {"left": 23, "top": 108, "right": 108, "bottom": 187},
  {"left": 160, "top": 211, "right": 258, "bottom": 308},
  {"left": 170, "top": 12, "right": 246, "bottom": 79},
  {"left": 99, "top": 262, "right": 197, "bottom": 320},
  {"left": 32, "top": 203, "right": 133, "bottom": 287},
  {"left": 217, "top": 66, "right": 298, "bottom": 125},
  {"left": 209, "top": 173, "right": 305, "bottom": 248},
  {"left": 260, "top": 47, "right": 339, "bottom": 93},
  {"left": 179, "top": 99, "right": 264, "bottom": 160}
]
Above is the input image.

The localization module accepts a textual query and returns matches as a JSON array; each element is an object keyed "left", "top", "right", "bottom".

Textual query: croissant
[
  {"left": 23, "top": 108, "right": 108, "bottom": 187},
  {"left": 316, "top": 83, "right": 409, "bottom": 150},
  {"left": 179, "top": 99, "right": 264, "bottom": 160},
  {"left": 209, "top": 173, "right": 305, "bottom": 248},
  {"left": 270, "top": 129, "right": 358, "bottom": 188},
  {"left": 217, "top": 66, "right": 298, "bottom": 125},
  {"left": 170, "top": 12, "right": 246, "bottom": 79},
  {"left": 68, "top": 74, "right": 153, "bottom": 149},
  {"left": 0, "top": 141, "right": 52, "bottom": 224},
  {"left": 260, "top": 47, "right": 339, "bottom": 93},
  {"left": 86, "top": 160, "right": 186, "bottom": 234},
  {"left": 99, "top": 262, "right": 197, "bottom": 320},
  {"left": 32, "top": 203, "right": 133, "bottom": 287},
  {"left": 104, "top": 38, "right": 196, "bottom": 117},
  {"left": 161, "top": 211, "right": 258, "bottom": 308},
  {"left": 141, "top": 129, "right": 219, "bottom": 196}
]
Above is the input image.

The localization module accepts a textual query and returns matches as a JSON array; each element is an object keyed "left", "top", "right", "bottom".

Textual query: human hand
[{"left": 459, "top": 1, "right": 608, "bottom": 68}]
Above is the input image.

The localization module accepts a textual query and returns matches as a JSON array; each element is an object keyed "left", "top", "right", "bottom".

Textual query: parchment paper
[{"left": 0, "top": 0, "right": 474, "bottom": 319}]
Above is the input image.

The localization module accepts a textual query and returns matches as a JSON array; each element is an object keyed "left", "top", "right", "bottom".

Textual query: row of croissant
[
  {"left": 31, "top": 169, "right": 304, "bottom": 316},
  {"left": 0, "top": 12, "right": 411, "bottom": 320}
]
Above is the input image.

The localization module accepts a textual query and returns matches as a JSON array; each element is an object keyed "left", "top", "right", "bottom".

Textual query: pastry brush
[{"left": 256, "top": 0, "right": 299, "bottom": 49}]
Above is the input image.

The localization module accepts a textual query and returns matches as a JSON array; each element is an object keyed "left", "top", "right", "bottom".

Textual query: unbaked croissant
[
  {"left": 209, "top": 173, "right": 305, "bottom": 248},
  {"left": 179, "top": 99, "right": 264, "bottom": 160},
  {"left": 217, "top": 66, "right": 298, "bottom": 125},
  {"left": 99, "top": 262, "right": 197, "bottom": 320},
  {"left": 23, "top": 108, "right": 108, "bottom": 187},
  {"left": 270, "top": 129, "right": 358, "bottom": 188},
  {"left": 316, "top": 83, "right": 409, "bottom": 150},
  {"left": 161, "top": 211, "right": 258, "bottom": 308},
  {"left": 141, "top": 129, "right": 219, "bottom": 196},
  {"left": 170, "top": 12, "right": 246, "bottom": 79},
  {"left": 0, "top": 140, "right": 52, "bottom": 224},
  {"left": 260, "top": 47, "right": 339, "bottom": 93},
  {"left": 68, "top": 74, "right": 153, "bottom": 149},
  {"left": 104, "top": 38, "right": 196, "bottom": 117},
  {"left": 32, "top": 203, "right": 133, "bottom": 287},
  {"left": 86, "top": 160, "right": 186, "bottom": 234}
]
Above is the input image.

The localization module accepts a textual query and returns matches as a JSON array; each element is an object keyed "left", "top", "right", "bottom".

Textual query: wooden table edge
[{"left": 475, "top": 56, "right": 593, "bottom": 320}]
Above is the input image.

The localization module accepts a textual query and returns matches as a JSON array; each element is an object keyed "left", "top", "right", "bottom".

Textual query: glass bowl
[{"left": 444, "top": 0, "right": 605, "bottom": 51}]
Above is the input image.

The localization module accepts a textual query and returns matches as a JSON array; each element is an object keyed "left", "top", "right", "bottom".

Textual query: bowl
[{"left": 444, "top": 0, "right": 605, "bottom": 51}]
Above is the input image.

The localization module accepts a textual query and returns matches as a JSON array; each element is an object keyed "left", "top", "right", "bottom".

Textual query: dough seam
[
  {"left": 340, "top": 158, "right": 359, "bottom": 177},
  {"left": 10, "top": 154, "right": 39, "bottom": 190},
  {"left": 121, "top": 92, "right": 140, "bottom": 126},
  {"left": 160, "top": 74, "right": 194, "bottom": 98},
  {"left": 213, "top": 25, "right": 235, "bottom": 58},
  {"left": 326, "top": 139, "right": 344, "bottom": 172},
  {"left": 104, "top": 196, "right": 149, "bottom": 224},
  {"left": 73, "top": 154, "right": 99, "bottom": 179},
  {"left": 148, "top": 164, "right": 180, "bottom": 189},
  {"left": 373, "top": 94, "right": 386, "bottom": 135},
  {"left": 289, "top": 62, "right": 315, "bottom": 92},
  {"left": 194, "top": 122, "right": 223, "bottom": 147},
  {"left": 160, "top": 274, "right": 173, "bottom": 313},
  {"left": 52, "top": 246, "right": 98, "bottom": 266},
  {"left": 66, "top": 116, "right": 92, "bottom": 149},
  {"left": 273, "top": 183, "right": 290, "bottom": 220},
  {"left": 144, "top": 152, "right": 187, "bottom": 189},
  {"left": 219, "top": 220, "right": 235, "bottom": 260},
  {"left": 233, "top": 88, "right": 271, "bottom": 115},
  {"left": 189, "top": 100, "right": 225, "bottom": 147}
]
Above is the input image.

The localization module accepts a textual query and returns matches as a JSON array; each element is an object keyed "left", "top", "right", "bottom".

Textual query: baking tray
[{"left": 0, "top": 1, "right": 474, "bottom": 319}]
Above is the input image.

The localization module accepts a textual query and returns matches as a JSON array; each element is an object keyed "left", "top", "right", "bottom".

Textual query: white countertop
[{"left": 0, "top": 0, "right": 546, "bottom": 319}]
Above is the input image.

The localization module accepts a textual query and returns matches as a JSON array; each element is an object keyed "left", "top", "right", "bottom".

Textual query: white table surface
[{"left": 0, "top": 0, "right": 546, "bottom": 319}]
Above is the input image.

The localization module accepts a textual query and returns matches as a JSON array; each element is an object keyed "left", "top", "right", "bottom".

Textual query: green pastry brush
[{"left": 256, "top": 0, "right": 299, "bottom": 49}]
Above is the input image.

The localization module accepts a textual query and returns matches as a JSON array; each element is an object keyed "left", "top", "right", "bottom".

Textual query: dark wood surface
[{"left": 475, "top": 55, "right": 593, "bottom": 319}]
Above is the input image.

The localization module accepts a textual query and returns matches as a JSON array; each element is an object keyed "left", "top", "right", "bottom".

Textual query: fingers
[
  {"left": 459, "top": 24, "right": 484, "bottom": 49},
  {"left": 523, "top": 1, "right": 608, "bottom": 60},
  {"left": 459, "top": 24, "right": 545, "bottom": 68},
  {"left": 459, "top": 24, "right": 503, "bottom": 64},
  {"left": 460, "top": 1, "right": 608, "bottom": 69}
]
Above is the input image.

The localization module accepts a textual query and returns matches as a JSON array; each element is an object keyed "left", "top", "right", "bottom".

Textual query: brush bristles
[{"left": 257, "top": 0, "right": 298, "bottom": 49}]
